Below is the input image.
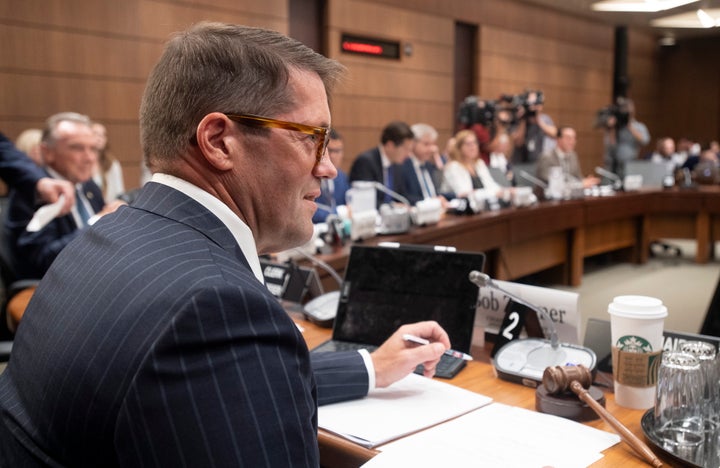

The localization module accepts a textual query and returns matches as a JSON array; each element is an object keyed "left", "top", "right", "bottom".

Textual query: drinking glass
[
  {"left": 680, "top": 341, "right": 719, "bottom": 467},
  {"left": 654, "top": 351, "right": 705, "bottom": 465}
]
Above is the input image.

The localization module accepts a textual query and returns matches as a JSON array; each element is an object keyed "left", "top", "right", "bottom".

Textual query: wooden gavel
[{"left": 542, "top": 365, "right": 662, "bottom": 468}]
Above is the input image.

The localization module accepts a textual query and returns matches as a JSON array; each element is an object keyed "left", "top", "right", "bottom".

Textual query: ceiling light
[
  {"left": 651, "top": 7, "right": 720, "bottom": 27},
  {"left": 592, "top": 0, "right": 699, "bottom": 12},
  {"left": 697, "top": 8, "right": 716, "bottom": 26}
]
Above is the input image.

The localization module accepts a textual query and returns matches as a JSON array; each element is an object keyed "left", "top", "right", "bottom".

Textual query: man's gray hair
[
  {"left": 42, "top": 112, "right": 92, "bottom": 146},
  {"left": 411, "top": 123, "right": 438, "bottom": 142},
  {"left": 140, "top": 22, "right": 346, "bottom": 168}
]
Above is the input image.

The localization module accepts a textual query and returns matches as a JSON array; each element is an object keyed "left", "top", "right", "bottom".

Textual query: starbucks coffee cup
[{"left": 608, "top": 295, "right": 667, "bottom": 409}]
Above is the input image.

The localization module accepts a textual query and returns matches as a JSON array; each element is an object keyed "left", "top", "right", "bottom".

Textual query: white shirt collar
[
  {"left": 379, "top": 145, "right": 391, "bottom": 169},
  {"left": 150, "top": 173, "right": 264, "bottom": 284}
]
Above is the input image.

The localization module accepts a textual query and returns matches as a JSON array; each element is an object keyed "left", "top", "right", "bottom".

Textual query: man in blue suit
[
  {"left": 399, "top": 123, "right": 453, "bottom": 206},
  {"left": 312, "top": 129, "right": 350, "bottom": 223},
  {"left": 0, "top": 23, "right": 450, "bottom": 467},
  {"left": 5, "top": 112, "right": 124, "bottom": 279},
  {"left": 349, "top": 121, "right": 413, "bottom": 207}
]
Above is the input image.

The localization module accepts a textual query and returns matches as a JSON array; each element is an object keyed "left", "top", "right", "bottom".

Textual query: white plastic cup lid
[{"left": 608, "top": 295, "right": 668, "bottom": 320}]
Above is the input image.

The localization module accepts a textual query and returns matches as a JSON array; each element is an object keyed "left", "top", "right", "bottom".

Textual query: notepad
[{"left": 318, "top": 373, "right": 492, "bottom": 448}]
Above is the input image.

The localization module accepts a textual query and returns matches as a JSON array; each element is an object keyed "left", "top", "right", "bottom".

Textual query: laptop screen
[{"left": 332, "top": 245, "right": 485, "bottom": 352}]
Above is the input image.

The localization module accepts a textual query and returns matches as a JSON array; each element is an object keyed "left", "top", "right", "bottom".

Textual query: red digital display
[
  {"left": 340, "top": 34, "right": 400, "bottom": 60},
  {"left": 342, "top": 41, "right": 383, "bottom": 55}
]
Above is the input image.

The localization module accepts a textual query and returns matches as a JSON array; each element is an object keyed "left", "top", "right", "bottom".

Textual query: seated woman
[{"left": 441, "top": 129, "right": 508, "bottom": 203}]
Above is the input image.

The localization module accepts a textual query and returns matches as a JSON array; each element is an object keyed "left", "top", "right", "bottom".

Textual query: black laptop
[{"left": 311, "top": 244, "right": 485, "bottom": 378}]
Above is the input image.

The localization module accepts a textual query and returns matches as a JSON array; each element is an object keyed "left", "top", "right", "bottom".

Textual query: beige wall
[{"left": 0, "top": 0, "right": 671, "bottom": 188}]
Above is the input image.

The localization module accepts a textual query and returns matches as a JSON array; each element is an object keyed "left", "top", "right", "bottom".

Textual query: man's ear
[{"left": 195, "top": 113, "right": 237, "bottom": 171}]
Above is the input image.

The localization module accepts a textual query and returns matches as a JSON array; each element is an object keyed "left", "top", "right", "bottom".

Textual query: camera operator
[
  {"left": 600, "top": 97, "right": 650, "bottom": 178},
  {"left": 511, "top": 90, "right": 557, "bottom": 164},
  {"left": 457, "top": 96, "right": 493, "bottom": 163},
  {"left": 486, "top": 104, "right": 515, "bottom": 182}
]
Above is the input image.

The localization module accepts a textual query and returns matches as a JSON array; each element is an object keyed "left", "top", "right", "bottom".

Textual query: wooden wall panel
[
  {"left": 0, "top": 75, "right": 144, "bottom": 121},
  {"left": 0, "top": 1, "right": 143, "bottom": 35},
  {"left": 136, "top": 2, "right": 287, "bottom": 38},
  {"left": 373, "top": 0, "right": 612, "bottom": 47},
  {"left": 328, "top": 0, "right": 455, "bottom": 160},
  {"left": 625, "top": 29, "right": 661, "bottom": 157},
  {"left": 658, "top": 36, "right": 720, "bottom": 145},
  {"left": 1, "top": 24, "right": 160, "bottom": 80}
]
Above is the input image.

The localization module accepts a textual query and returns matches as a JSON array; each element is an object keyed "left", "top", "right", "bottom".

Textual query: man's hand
[
  {"left": 36, "top": 178, "right": 75, "bottom": 215},
  {"left": 370, "top": 321, "right": 451, "bottom": 388}
]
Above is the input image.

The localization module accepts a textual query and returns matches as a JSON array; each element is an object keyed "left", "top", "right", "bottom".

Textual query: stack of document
[
  {"left": 363, "top": 403, "right": 621, "bottom": 468},
  {"left": 318, "top": 373, "right": 621, "bottom": 467},
  {"left": 318, "top": 373, "right": 493, "bottom": 448}
]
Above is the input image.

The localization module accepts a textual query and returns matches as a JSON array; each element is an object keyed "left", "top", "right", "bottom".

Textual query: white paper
[
  {"left": 364, "top": 403, "right": 620, "bottom": 468},
  {"left": 26, "top": 195, "right": 65, "bottom": 232},
  {"left": 318, "top": 373, "right": 492, "bottom": 448},
  {"left": 476, "top": 280, "right": 580, "bottom": 343}
]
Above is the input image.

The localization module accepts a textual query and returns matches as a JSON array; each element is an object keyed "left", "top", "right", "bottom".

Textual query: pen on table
[{"left": 402, "top": 334, "right": 473, "bottom": 361}]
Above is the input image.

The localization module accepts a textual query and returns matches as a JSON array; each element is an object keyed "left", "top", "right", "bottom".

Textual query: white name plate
[{"left": 476, "top": 280, "right": 580, "bottom": 344}]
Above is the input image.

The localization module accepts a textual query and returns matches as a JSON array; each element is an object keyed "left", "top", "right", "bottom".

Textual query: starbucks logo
[{"left": 615, "top": 335, "right": 653, "bottom": 352}]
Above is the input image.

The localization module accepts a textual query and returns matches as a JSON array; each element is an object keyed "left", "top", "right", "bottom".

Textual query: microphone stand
[
  {"left": 469, "top": 271, "right": 558, "bottom": 349},
  {"left": 594, "top": 166, "right": 623, "bottom": 191},
  {"left": 518, "top": 170, "right": 550, "bottom": 200},
  {"left": 366, "top": 181, "right": 411, "bottom": 206}
]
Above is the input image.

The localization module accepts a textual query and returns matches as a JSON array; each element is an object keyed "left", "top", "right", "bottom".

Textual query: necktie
[
  {"left": 384, "top": 166, "right": 394, "bottom": 203},
  {"left": 421, "top": 166, "right": 436, "bottom": 198},
  {"left": 76, "top": 188, "right": 91, "bottom": 225}
]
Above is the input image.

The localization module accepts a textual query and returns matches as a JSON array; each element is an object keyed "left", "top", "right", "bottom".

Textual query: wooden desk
[
  {"left": 299, "top": 318, "right": 672, "bottom": 468},
  {"left": 310, "top": 187, "right": 720, "bottom": 291}
]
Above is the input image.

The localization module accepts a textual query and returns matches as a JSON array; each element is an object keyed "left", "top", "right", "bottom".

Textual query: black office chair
[{"left": 701, "top": 273, "right": 720, "bottom": 338}]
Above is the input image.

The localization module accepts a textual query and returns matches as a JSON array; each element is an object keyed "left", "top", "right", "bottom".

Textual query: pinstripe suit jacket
[{"left": 0, "top": 182, "right": 369, "bottom": 467}]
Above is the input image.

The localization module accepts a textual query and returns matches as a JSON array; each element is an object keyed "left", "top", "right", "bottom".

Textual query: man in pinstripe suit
[{"left": 0, "top": 22, "right": 450, "bottom": 467}]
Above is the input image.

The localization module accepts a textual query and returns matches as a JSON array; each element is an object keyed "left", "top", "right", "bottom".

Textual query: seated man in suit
[
  {"left": 5, "top": 112, "right": 124, "bottom": 279},
  {"left": 312, "top": 128, "right": 350, "bottom": 223},
  {"left": 536, "top": 126, "right": 599, "bottom": 189},
  {"left": 0, "top": 23, "right": 451, "bottom": 467},
  {"left": 349, "top": 120, "right": 413, "bottom": 207},
  {"left": 398, "top": 123, "right": 452, "bottom": 206}
]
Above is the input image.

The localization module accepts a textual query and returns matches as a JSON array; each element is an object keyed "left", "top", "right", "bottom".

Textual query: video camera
[
  {"left": 516, "top": 90, "right": 544, "bottom": 117},
  {"left": 457, "top": 90, "right": 544, "bottom": 128},
  {"left": 457, "top": 95, "right": 497, "bottom": 127},
  {"left": 595, "top": 96, "right": 630, "bottom": 129}
]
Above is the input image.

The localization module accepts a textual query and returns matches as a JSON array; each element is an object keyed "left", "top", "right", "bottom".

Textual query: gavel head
[{"left": 542, "top": 365, "right": 593, "bottom": 395}]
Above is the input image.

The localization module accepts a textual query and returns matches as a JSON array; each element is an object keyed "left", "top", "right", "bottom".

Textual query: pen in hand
[{"left": 402, "top": 334, "right": 473, "bottom": 361}]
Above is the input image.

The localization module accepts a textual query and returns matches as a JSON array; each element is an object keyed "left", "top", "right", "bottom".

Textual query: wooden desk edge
[{"left": 318, "top": 431, "right": 377, "bottom": 466}]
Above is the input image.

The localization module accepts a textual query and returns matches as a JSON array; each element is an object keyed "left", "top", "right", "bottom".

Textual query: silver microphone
[
  {"left": 469, "top": 271, "right": 558, "bottom": 349},
  {"left": 594, "top": 166, "right": 622, "bottom": 190}
]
